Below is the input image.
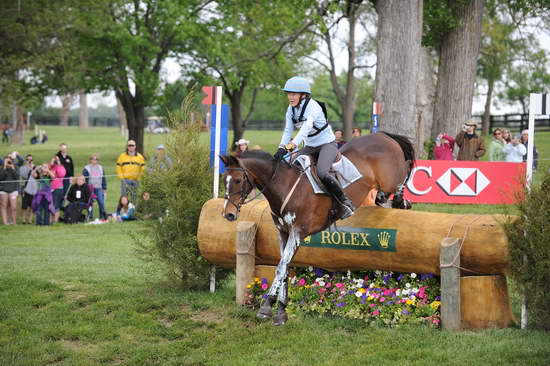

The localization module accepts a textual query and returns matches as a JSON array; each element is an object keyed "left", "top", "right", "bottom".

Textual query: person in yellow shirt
[{"left": 116, "top": 140, "right": 145, "bottom": 201}]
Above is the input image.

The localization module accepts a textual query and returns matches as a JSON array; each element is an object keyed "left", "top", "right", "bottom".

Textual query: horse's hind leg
[
  {"left": 257, "top": 229, "right": 289, "bottom": 320},
  {"left": 391, "top": 182, "right": 412, "bottom": 209}
]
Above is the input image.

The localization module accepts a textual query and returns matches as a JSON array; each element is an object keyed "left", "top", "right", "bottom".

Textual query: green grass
[{"left": 1, "top": 223, "right": 550, "bottom": 365}]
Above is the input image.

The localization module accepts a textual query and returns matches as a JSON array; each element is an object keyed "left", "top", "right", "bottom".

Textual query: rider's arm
[
  {"left": 279, "top": 107, "right": 294, "bottom": 146},
  {"left": 292, "top": 101, "right": 324, "bottom": 146}
]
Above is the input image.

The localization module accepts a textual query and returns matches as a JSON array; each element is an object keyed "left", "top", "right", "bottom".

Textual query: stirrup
[{"left": 339, "top": 203, "right": 355, "bottom": 219}]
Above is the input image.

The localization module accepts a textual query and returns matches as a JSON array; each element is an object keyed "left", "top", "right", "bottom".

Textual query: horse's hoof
[
  {"left": 273, "top": 312, "right": 288, "bottom": 326},
  {"left": 256, "top": 306, "right": 273, "bottom": 320}
]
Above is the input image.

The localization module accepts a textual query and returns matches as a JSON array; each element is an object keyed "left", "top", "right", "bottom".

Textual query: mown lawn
[{"left": 1, "top": 223, "right": 550, "bottom": 366}]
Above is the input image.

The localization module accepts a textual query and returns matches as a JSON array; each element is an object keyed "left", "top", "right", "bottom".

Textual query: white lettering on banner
[
  {"left": 407, "top": 166, "right": 432, "bottom": 195},
  {"left": 436, "top": 168, "right": 491, "bottom": 196}
]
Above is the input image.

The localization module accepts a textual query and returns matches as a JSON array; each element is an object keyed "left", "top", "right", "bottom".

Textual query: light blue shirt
[
  {"left": 502, "top": 143, "right": 527, "bottom": 162},
  {"left": 280, "top": 98, "right": 335, "bottom": 147}
]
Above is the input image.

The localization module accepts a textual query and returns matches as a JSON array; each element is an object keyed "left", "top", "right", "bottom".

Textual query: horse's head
[{"left": 220, "top": 154, "right": 255, "bottom": 221}]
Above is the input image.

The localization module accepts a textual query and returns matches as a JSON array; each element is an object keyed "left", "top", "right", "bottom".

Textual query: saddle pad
[{"left": 294, "top": 154, "right": 363, "bottom": 194}]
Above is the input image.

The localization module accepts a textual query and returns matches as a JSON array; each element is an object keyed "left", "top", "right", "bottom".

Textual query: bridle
[{"left": 223, "top": 161, "right": 280, "bottom": 213}]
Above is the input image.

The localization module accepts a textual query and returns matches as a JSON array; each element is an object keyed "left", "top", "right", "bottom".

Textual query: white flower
[
  {"left": 405, "top": 283, "right": 411, "bottom": 288},
  {"left": 396, "top": 289, "right": 402, "bottom": 296},
  {"left": 308, "top": 266, "right": 314, "bottom": 272},
  {"left": 412, "top": 287, "right": 418, "bottom": 293},
  {"left": 355, "top": 291, "right": 363, "bottom": 298},
  {"left": 317, "top": 280, "right": 325, "bottom": 287},
  {"left": 375, "top": 270, "right": 382, "bottom": 275},
  {"left": 411, "top": 273, "right": 417, "bottom": 279},
  {"left": 369, "top": 283, "right": 375, "bottom": 288}
]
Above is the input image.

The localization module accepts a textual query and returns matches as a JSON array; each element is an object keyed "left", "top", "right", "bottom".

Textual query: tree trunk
[
  {"left": 415, "top": 47, "right": 437, "bottom": 157},
  {"left": 60, "top": 94, "right": 73, "bottom": 126},
  {"left": 227, "top": 86, "right": 245, "bottom": 148},
  {"left": 78, "top": 91, "right": 89, "bottom": 129},
  {"left": 116, "top": 95, "right": 128, "bottom": 138},
  {"left": 432, "top": 0, "right": 485, "bottom": 138},
  {"left": 482, "top": 78, "right": 494, "bottom": 136},
  {"left": 374, "top": 0, "right": 423, "bottom": 144},
  {"left": 116, "top": 88, "right": 145, "bottom": 154},
  {"left": 12, "top": 105, "right": 25, "bottom": 145},
  {"left": 343, "top": 1, "right": 359, "bottom": 141}
]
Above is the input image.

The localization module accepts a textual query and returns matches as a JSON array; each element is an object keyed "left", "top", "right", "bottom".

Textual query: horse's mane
[{"left": 239, "top": 150, "right": 274, "bottom": 161}]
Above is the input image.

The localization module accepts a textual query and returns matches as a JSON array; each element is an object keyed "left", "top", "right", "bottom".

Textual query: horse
[{"left": 219, "top": 131, "right": 415, "bottom": 326}]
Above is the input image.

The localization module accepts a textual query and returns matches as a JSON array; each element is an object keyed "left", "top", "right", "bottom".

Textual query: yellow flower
[
  {"left": 406, "top": 299, "right": 415, "bottom": 305},
  {"left": 367, "top": 296, "right": 374, "bottom": 301},
  {"left": 359, "top": 288, "right": 366, "bottom": 293},
  {"left": 254, "top": 277, "right": 260, "bottom": 283},
  {"left": 430, "top": 301, "right": 441, "bottom": 309},
  {"left": 246, "top": 284, "right": 252, "bottom": 289}
]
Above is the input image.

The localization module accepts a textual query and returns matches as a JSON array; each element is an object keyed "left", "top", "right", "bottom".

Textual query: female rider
[{"left": 273, "top": 76, "right": 355, "bottom": 219}]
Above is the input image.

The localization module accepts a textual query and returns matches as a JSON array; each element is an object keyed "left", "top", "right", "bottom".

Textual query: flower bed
[{"left": 246, "top": 267, "right": 441, "bottom": 327}]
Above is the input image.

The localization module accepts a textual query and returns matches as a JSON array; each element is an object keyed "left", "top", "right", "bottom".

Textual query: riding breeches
[{"left": 296, "top": 141, "right": 338, "bottom": 180}]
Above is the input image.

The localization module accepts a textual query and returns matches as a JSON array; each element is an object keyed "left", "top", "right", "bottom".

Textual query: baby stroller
[{"left": 63, "top": 184, "right": 97, "bottom": 224}]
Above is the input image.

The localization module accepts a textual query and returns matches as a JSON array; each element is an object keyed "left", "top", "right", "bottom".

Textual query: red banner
[{"left": 403, "top": 160, "right": 526, "bottom": 204}]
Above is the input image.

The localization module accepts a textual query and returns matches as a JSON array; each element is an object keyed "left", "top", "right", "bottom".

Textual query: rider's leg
[{"left": 318, "top": 142, "right": 355, "bottom": 218}]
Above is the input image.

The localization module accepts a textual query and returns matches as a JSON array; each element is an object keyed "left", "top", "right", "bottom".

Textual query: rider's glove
[{"left": 273, "top": 147, "right": 287, "bottom": 161}]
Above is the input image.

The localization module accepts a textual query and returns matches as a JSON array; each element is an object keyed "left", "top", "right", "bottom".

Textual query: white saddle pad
[{"left": 293, "top": 155, "right": 363, "bottom": 194}]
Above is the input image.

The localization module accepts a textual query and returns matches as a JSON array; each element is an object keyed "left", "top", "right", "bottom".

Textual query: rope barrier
[{"left": 0, "top": 174, "right": 122, "bottom": 184}]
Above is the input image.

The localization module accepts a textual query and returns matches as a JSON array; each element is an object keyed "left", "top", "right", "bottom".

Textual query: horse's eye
[{"left": 235, "top": 179, "right": 242, "bottom": 184}]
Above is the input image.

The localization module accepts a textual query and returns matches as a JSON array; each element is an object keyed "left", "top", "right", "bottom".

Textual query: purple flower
[
  {"left": 386, "top": 301, "right": 394, "bottom": 305},
  {"left": 361, "top": 297, "right": 366, "bottom": 305},
  {"left": 262, "top": 294, "right": 269, "bottom": 299},
  {"left": 435, "top": 296, "right": 441, "bottom": 301},
  {"left": 402, "top": 309, "right": 410, "bottom": 315},
  {"left": 420, "top": 273, "right": 434, "bottom": 281},
  {"left": 397, "top": 274, "right": 404, "bottom": 281},
  {"left": 314, "top": 268, "right": 325, "bottom": 277},
  {"left": 336, "top": 302, "right": 347, "bottom": 307},
  {"left": 261, "top": 277, "right": 268, "bottom": 284},
  {"left": 348, "top": 290, "right": 355, "bottom": 295},
  {"left": 383, "top": 274, "right": 391, "bottom": 284}
]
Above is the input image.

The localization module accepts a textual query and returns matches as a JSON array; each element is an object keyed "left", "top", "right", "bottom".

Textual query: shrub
[
  {"left": 133, "top": 95, "right": 229, "bottom": 289},
  {"left": 503, "top": 171, "right": 550, "bottom": 330}
]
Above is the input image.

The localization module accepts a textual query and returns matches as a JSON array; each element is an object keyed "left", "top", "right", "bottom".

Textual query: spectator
[
  {"left": 433, "top": 133, "right": 455, "bottom": 160},
  {"left": 116, "top": 139, "right": 145, "bottom": 202},
  {"left": 501, "top": 128, "right": 512, "bottom": 143},
  {"left": 455, "top": 120, "right": 486, "bottom": 161},
  {"left": 235, "top": 139, "right": 249, "bottom": 154},
  {"left": 32, "top": 164, "right": 55, "bottom": 226},
  {"left": 488, "top": 128, "right": 507, "bottom": 162},
  {"left": 8, "top": 151, "right": 24, "bottom": 168},
  {"left": 521, "top": 129, "right": 538, "bottom": 171},
  {"left": 0, "top": 156, "right": 20, "bottom": 225},
  {"left": 115, "top": 195, "right": 136, "bottom": 221},
  {"left": 137, "top": 191, "right": 154, "bottom": 220},
  {"left": 49, "top": 155, "right": 66, "bottom": 223},
  {"left": 56, "top": 143, "right": 74, "bottom": 194},
  {"left": 352, "top": 127, "right": 362, "bottom": 138},
  {"left": 503, "top": 134, "right": 527, "bottom": 162},
  {"left": 64, "top": 175, "right": 91, "bottom": 223},
  {"left": 83, "top": 154, "right": 107, "bottom": 220},
  {"left": 19, "top": 155, "right": 37, "bottom": 224},
  {"left": 148, "top": 144, "right": 173, "bottom": 171},
  {"left": 334, "top": 129, "right": 346, "bottom": 149}
]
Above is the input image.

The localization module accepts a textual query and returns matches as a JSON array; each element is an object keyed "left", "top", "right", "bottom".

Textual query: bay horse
[{"left": 220, "top": 132, "right": 415, "bottom": 325}]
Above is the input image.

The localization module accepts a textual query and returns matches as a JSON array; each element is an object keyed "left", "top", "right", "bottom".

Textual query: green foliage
[
  {"left": 503, "top": 172, "right": 550, "bottom": 330},
  {"left": 422, "top": 0, "right": 463, "bottom": 48},
  {"left": 134, "top": 96, "right": 227, "bottom": 289}
]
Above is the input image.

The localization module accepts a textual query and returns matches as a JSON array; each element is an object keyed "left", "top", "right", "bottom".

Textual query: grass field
[{"left": 1, "top": 126, "right": 550, "bottom": 365}]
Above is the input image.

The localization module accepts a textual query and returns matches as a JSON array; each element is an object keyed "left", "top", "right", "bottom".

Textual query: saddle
[{"left": 292, "top": 154, "right": 362, "bottom": 195}]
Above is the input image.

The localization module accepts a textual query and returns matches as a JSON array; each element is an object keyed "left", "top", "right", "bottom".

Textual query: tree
[
  {"left": 187, "top": 0, "right": 327, "bottom": 145},
  {"left": 374, "top": 0, "right": 424, "bottom": 142},
  {"left": 431, "top": 0, "right": 486, "bottom": 138},
  {"left": 308, "top": 0, "right": 375, "bottom": 140},
  {"left": 74, "top": 0, "right": 211, "bottom": 153}
]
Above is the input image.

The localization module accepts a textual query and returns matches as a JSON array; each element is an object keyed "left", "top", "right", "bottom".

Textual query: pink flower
[
  {"left": 380, "top": 297, "right": 386, "bottom": 302},
  {"left": 318, "top": 288, "right": 326, "bottom": 294},
  {"left": 418, "top": 286, "right": 427, "bottom": 299},
  {"left": 298, "top": 278, "right": 306, "bottom": 286},
  {"left": 335, "top": 283, "right": 344, "bottom": 288},
  {"left": 432, "top": 318, "right": 440, "bottom": 324},
  {"left": 372, "top": 310, "right": 380, "bottom": 316},
  {"left": 364, "top": 275, "right": 369, "bottom": 281},
  {"left": 261, "top": 283, "right": 268, "bottom": 290},
  {"left": 369, "top": 303, "right": 376, "bottom": 308},
  {"left": 325, "top": 282, "right": 332, "bottom": 288},
  {"left": 383, "top": 290, "right": 392, "bottom": 296}
]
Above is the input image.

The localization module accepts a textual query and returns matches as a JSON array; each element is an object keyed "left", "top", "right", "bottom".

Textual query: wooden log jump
[{"left": 198, "top": 199, "right": 510, "bottom": 275}]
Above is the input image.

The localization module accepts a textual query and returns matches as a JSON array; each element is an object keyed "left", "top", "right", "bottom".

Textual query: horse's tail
[{"left": 380, "top": 131, "right": 416, "bottom": 181}]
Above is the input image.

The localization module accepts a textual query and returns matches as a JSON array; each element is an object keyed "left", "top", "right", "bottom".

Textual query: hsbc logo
[{"left": 407, "top": 166, "right": 491, "bottom": 197}]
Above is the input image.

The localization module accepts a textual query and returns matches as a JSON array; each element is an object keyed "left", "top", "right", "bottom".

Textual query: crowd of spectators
[
  {"left": 0, "top": 138, "right": 166, "bottom": 226},
  {"left": 432, "top": 120, "right": 539, "bottom": 170}
]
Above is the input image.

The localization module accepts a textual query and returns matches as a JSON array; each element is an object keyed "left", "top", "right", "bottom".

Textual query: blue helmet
[{"left": 282, "top": 76, "right": 311, "bottom": 94}]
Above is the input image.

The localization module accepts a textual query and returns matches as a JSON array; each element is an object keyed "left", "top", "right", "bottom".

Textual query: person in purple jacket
[{"left": 32, "top": 164, "right": 56, "bottom": 226}]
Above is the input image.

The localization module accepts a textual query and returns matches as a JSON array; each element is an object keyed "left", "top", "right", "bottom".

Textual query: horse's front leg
[
  {"left": 269, "top": 226, "right": 301, "bottom": 326},
  {"left": 257, "top": 228, "right": 289, "bottom": 320}
]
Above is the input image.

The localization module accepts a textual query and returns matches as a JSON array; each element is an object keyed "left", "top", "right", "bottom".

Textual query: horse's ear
[{"left": 219, "top": 154, "right": 239, "bottom": 167}]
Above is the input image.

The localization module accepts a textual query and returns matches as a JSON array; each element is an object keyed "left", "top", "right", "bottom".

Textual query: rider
[{"left": 273, "top": 76, "right": 355, "bottom": 219}]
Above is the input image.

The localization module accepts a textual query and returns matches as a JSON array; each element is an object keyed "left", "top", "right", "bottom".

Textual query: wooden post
[
  {"left": 440, "top": 237, "right": 461, "bottom": 330},
  {"left": 235, "top": 221, "right": 257, "bottom": 305}
]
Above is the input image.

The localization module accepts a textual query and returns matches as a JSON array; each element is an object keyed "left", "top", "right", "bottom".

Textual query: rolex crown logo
[
  {"left": 303, "top": 235, "right": 311, "bottom": 244},
  {"left": 378, "top": 231, "right": 391, "bottom": 248}
]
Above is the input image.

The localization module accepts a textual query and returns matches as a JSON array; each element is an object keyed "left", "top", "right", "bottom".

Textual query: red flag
[{"left": 201, "top": 86, "right": 214, "bottom": 105}]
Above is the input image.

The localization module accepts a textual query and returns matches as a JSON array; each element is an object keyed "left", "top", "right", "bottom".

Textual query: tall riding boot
[{"left": 321, "top": 176, "right": 356, "bottom": 219}]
